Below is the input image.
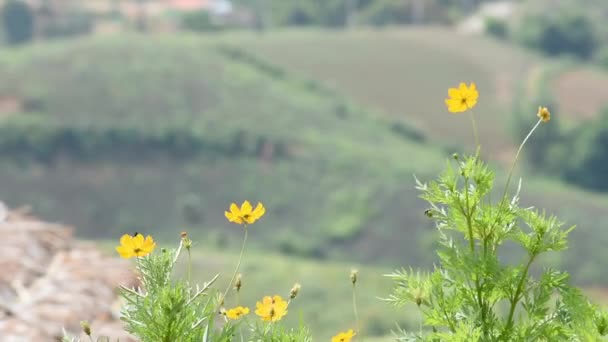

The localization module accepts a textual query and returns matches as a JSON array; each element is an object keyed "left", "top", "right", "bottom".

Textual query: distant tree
[
  {"left": 516, "top": 11, "right": 597, "bottom": 59},
  {"left": 1, "top": 0, "right": 35, "bottom": 45}
]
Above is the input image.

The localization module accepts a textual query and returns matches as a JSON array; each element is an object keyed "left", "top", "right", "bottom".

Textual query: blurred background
[{"left": 1, "top": 0, "right": 608, "bottom": 340}]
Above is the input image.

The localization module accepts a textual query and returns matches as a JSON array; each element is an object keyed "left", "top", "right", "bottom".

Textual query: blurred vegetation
[
  {"left": 233, "top": 0, "right": 498, "bottom": 28},
  {"left": 1, "top": 0, "right": 34, "bottom": 45},
  {"left": 0, "top": 36, "right": 443, "bottom": 269}
]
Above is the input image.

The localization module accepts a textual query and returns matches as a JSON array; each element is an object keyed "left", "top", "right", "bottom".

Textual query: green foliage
[
  {"left": 560, "top": 109, "right": 608, "bottom": 191},
  {"left": 180, "top": 10, "right": 221, "bottom": 32},
  {"left": 484, "top": 17, "right": 508, "bottom": 40},
  {"left": 515, "top": 10, "right": 597, "bottom": 59},
  {"left": 386, "top": 152, "right": 608, "bottom": 340},
  {"left": 233, "top": 0, "right": 488, "bottom": 27},
  {"left": 1, "top": 0, "right": 34, "bottom": 45},
  {"left": 119, "top": 247, "right": 231, "bottom": 341},
  {"left": 42, "top": 10, "right": 93, "bottom": 38}
]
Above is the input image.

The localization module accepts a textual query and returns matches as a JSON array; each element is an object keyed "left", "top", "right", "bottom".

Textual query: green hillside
[
  {"left": 0, "top": 35, "right": 444, "bottom": 265},
  {"left": 217, "top": 28, "right": 545, "bottom": 158},
  {"left": 1, "top": 33, "right": 608, "bottom": 286}
]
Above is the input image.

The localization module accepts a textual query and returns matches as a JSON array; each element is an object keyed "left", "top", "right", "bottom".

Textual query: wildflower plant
[
  {"left": 386, "top": 84, "right": 608, "bottom": 341},
  {"left": 107, "top": 201, "right": 312, "bottom": 341}
]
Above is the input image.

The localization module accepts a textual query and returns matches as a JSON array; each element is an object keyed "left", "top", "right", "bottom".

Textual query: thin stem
[
  {"left": 501, "top": 255, "right": 536, "bottom": 340},
  {"left": 352, "top": 283, "right": 362, "bottom": 340},
  {"left": 468, "top": 110, "right": 480, "bottom": 151},
  {"left": 500, "top": 119, "right": 542, "bottom": 209},
  {"left": 187, "top": 248, "right": 192, "bottom": 286},
  {"left": 221, "top": 226, "right": 249, "bottom": 305}
]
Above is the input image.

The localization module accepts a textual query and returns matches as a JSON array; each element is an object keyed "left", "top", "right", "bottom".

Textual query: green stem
[
  {"left": 502, "top": 255, "right": 536, "bottom": 339},
  {"left": 499, "top": 119, "right": 542, "bottom": 211},
  {"left": 187, "top": 248, "right": 192, "bottom": 286},
  {"left": 469, "top": 110, "right": 480, "bottom": 151},
  {"left": 353, "top": 283, "right": 362, "bottom": 340},
  {"left": 221, "top": 226, "right": 248, "bottom": 305}
]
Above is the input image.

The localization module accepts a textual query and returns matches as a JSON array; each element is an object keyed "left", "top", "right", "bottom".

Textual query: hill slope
[
  {"left": 0, "top": 35, "right": 444, "bottom": 265},
  {"left": 0, "top": 35, "right": 607, "bottom": 285}
]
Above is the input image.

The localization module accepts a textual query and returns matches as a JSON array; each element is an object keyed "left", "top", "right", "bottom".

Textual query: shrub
[
  {"left": 484, "top": 17, "right": 508, "bottom": 40},
  {"left": 515, "top": 11, "right": 597, "bottom": 59},
  {"left": 180, "top": 10, "right": 221, "bottom": 32},
  {"left": 1, "top": 0, "right": 34, "bottom": 45}
]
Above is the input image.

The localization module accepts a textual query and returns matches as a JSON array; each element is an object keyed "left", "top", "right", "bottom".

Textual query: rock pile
[{"left": 0, "top": 203, "right": 138, "bottom": 341}]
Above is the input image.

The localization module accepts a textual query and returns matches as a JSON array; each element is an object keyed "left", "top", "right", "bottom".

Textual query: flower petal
[
  {"left": 116, "top": 246, "right": 134, "bottom": 259},
  {"left": 119, "top": 234, "right": 134, "bottom": 249},
  {"left": 448, "top": 87, "right": 460, "bottom": 98},
  {"left": 458, "top": 82, "right": 468, "bottom": 93},
  {"left": 132, "top": 233, "right": 145, "bottom": 248},
  {"left": 252, "top": 202, "right": 265, "bottom": 220},
  {"left": 240, "top": 200, "right": 252, "bottom": 215},
  {"left": 229, "top": 203, "right": 240, "bottom": 216}
]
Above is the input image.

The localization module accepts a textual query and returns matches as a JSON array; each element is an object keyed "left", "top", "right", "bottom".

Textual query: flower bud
[
  {"left": 537, "top": 106, "right": 550, "bottom": 123},
  {"left": 350, "top": 269, "right": 358, "bottom": 285},
  {"left": 290, "top": 283, "right": 301, "bottom": 299},
  {"left": 80, "top": 321, "right": 91, "bottom": 336},
  {"left": 234, "top": 273, "right": 242, "bottom": 292}
]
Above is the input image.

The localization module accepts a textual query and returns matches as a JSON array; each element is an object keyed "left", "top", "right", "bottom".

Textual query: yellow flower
[
  {"left": 255, "top": 295, "right": 288, "bottom": 322},
  {"left": 115, "top": 233, "right": 156, "bottom": 259},
  {"left": 225, "top": 200, "right": 265, "bottom": 225},
  {"left": 537, "top": 106, "right": 550, "bottom": 122},
  {"left": 225, "top": 306, "right": 250, "bottom": 320},
  {"left": 445, "top": 82, "right": 479, "bottom": 113},
  {"left": 331, "top": 329, "right": 356, "bottom": 342}
]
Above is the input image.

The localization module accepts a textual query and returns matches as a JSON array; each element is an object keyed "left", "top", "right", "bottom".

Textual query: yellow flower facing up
[
  {"left": 331, "top": 329, "right": 356, "bottom": 342},
  {"left": 445, "top": 82, "right": 479, "bottom": 113},
  {"left": 537, "top": 106, "right": 550, "bottom": 122},
  {"left": 225, "top": 306, "right": 250, "bottom": 320},
  {"left": 255, "top": 295, "right": 288, "bottom": 322},
  {"left": 116, "top": 233, "right": 156, "bottom": 259},
  {"left": 225, "top": 200, "right": 265, "bottom": 225}
]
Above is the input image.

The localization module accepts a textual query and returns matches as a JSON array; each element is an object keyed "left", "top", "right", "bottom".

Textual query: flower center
[
  {"left": 460, "top": 98, "right": 467, "bottom": 105},
  {"left": 134, "top": 248, "right": 142, "bottom": 254}
]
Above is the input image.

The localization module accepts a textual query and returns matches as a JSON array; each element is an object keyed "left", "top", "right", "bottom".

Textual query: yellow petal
[
  {"left": 458, "top": 82, "right": 468, "bottom": 93},
  {"left": 252, "top": 202, "right": 265, "bottom": 219},
  {"left": 240, "top": 200, "right": 252, "bottom": 215},
  {"left": 225, "top": 211, "right": 236, "bottom": 222},
  {"left": 132, "top": 233, "right": 145, "bottom": 247},
  {"left": 229, "top": 203, "right": 240, "bottom": 216},
  {"left": 466, "top": 98, "right": 478, "bottom": 109},
  {"left": 116, "top": 246, "right": 134, "bottom": 259},
  {"left": 448, "top": 87, "right": 460, "bottom": 98},
  {"left": 142, "top": 236, "right": 156, "bottom": 253},
  {"left": 446, "top": 98, "right": 465, "bottom": 113},
  {"left": 468, "top": 83, "right": 479, "bottom": 100},
  {"left": 119, "top": 234, "right": 134, "bottom": 249}
]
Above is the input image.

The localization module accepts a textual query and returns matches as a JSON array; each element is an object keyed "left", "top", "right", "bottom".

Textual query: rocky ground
[{"left": 0, "top": 202, "right": 138, "bottom": 341}]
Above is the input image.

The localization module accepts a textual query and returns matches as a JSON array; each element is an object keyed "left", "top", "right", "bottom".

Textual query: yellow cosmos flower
[
  {"left": 116, "top": 233, "right": 156, "bottom": 259},
  {"left": 225, "top": 306, "right": 250, "bottom": 320},
  {"left": 255, "top": 295, "right": 288, "bottom": 322},
  {"left": 537, "top": 106, "right": 550, "bottom": 122},
  {"left": 225, "top": 200, "right": 265, "bottom": 225},
  {"left": 331, "top": 329, "right": 356, "bottom": 342},
  {"left": 445, "top": 82, "right": 479, "bottom": 113}
]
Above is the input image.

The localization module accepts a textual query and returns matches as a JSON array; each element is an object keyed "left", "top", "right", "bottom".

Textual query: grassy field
[{"left": 216, "top": 28, "right": 546, "bottom": 158}]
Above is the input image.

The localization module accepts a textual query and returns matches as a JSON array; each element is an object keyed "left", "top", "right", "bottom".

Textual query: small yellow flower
[
  {"left": 255, "top": 295, "right": 288, "bottom": 322},
  {"left": 331, "top": 329, "right": 356, "bottom": 342},
  {"left": 116, "top": 233, "right": 156, "bottom": 259},
  {"left": 445, "top": 82, "right": 479, "bottom": 113},
  {"left": 537, "top": 106, "right": 550, "bottom": 122},
  {"left": 225, "top": 306, "right": 250, "bottom": 320},
  {"left": 225, "top": 200, "right": 265, "bottom": 225}
]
